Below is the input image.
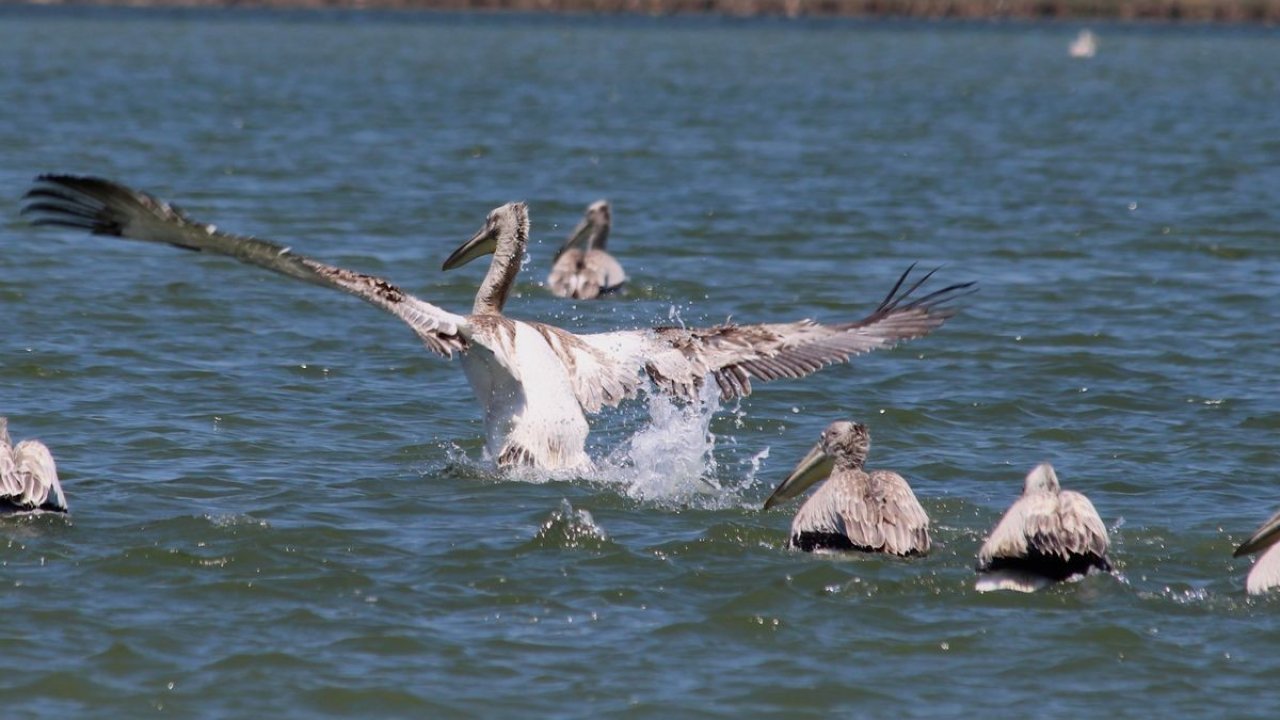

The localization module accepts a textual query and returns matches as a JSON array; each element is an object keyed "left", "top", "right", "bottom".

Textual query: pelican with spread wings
[{"left": 23, "top": 174, "right": 973, "bottom": 472}]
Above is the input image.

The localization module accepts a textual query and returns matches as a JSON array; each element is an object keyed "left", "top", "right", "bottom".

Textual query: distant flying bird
[
  {"left": 975, "top": 463, "right": 1110, "bottom": 592},
  {"left": 1234, "top": 509, "right": 1280, "bottom": 595},
  {"left": 546, "top": 200, "right": 626, "bottom": 300},
  {"left": 763, "top": 421, "right": 930, "bottom": 556},
  {"left": 1069, "top": 29, "right": 1097, "bottom": 59},
  {"left": 23, "top": 174, "right": 972, "bottom": 473},
  {"left": 0, "top": 418, "right": 68, "bottom": 514}
]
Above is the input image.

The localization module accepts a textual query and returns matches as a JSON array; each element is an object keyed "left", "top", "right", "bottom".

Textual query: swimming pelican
[
  {"left": 975, "top": 463, "right": 1110, "bottom": 592},
  {"left": 1233, "top": 509, "right": 1280, "bottom": 595},
  {"left": 1069, "top": 29, "right": 1097, "bottom": 59},
  {"left": 546, "top": 200, "right": 625, "bottom": 300},
  {"left": 22, "top": 174, "right": 973, "bottom": 473},
  {"left": 762, "top": 421, "right": 929, "bottom": 555},
  {"left": 0, "top": 418, "right": 68, "bottom": 514}
]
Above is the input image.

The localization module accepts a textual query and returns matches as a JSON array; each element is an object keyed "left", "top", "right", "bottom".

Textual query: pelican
[
  {"left": 22, "top": 174, "right": 973, "bottom": 473},
  {"left": 1233, "top": 509, "right": 1280, "bottom": 595},
  {"left": 1069, "top": 29, "right": 1097, "bottom": 59},
  {"left": 0, "top": 418, "right": 68, "bottom": 514},
  {"left": 762, "top": 421, "right": 929, "bottom": 555},
  {"left": 975, "top": 463, "right": 1110, "bottom": 592},
  {"left": 546, "top": 200, "right": 625, "bottom": 300}
]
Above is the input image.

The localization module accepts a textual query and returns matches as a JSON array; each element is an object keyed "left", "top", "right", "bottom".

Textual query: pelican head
[
  {"left": 554, "top": 200, "right": 611, "bottom": 262},
  {"left": 1023, "top": 462, "right": 1061, "bottom": 495},
  {"left": 763, "top": 421, "right": 869, "bottom": 510},
  {"left": 442, "top": 202, "right": 529, "bottom": 271}
]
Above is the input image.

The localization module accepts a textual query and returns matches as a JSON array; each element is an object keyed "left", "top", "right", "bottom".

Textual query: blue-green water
[{"left": 3, "top": 8, "right": 1280, "bottom": 717}]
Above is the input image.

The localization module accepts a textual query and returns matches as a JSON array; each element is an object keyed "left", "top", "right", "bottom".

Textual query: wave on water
[{"left": 524, "top": 498, "right": 611, "bottom": 551}]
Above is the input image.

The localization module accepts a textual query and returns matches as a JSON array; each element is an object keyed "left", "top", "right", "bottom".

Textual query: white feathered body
[{"left": 462, "top": 321, "right": 591, "bottom": 471}]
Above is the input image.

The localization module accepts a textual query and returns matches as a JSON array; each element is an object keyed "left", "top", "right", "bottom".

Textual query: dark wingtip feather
[
  {"left": 21, "top": 174, "right": 130, "bottom": 237},
  {"left": 875, "top": 265, "right": 977, "bottom": 318}
]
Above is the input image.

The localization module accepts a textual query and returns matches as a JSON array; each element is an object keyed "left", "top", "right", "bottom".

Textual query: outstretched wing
[
  {"left": 554, "top": 265, "right": 974, "bottom": 409},
  {"left": 22, "top": 174, "right": 468, "bottom": 358}
]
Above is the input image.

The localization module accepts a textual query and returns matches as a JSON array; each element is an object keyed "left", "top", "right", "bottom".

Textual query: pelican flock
[
  {"left": 546, "top": 200, "right": 626, "bottom": 300},
  {"left": 1234, "top": 510, "right": 1280, "bottom": 595},
  {"left": 22, "top": 174, "right": 972, "bottom": 473},
  {"left": 16, "top": 174, "right": 1280, "bottom": 598},
  {"left": 975, "top": 463, "right": 1111, "bottom": 592},
  {"left": 0, "top": 418, "right": 67, "bottom": 514},
  {"left": 763, "top": 421, "right": 929, "bottom": 556}
]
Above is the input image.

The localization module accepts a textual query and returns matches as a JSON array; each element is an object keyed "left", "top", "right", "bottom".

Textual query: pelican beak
[
  {"left": 762, "top": 442, "right": 835, "bottom": 510},
  {"left": 1235, "top": 510, "right": 1280, "bottom": 557},
  {"left": 442, "top": 224, "right": 497, "bottom": 271},
  {"left": 552, "top": 217, "right": 593, "bottom": 262}
]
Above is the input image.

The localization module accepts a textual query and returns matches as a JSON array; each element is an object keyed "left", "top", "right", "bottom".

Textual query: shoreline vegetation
[{"left": 10, "top": 0, "right": 1280, "bottom": 22}]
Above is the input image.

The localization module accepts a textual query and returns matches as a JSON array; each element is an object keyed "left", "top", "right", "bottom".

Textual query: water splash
[
  {"left": 205, "top": 514, "right": 270, "bottom": 529},
  {"left": 432, "top": 382, "right": 767, "bottom": 507},
  {"left": 596, "top": 384, "right": 723, "bottom": 505},
  {"left": 527, "top": 499, "right": 609, "bottom": 551}
]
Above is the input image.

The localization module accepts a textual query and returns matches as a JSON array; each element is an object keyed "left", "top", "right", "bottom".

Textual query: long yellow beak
[{"left": 762, "top": 442, "right": 834, "bottom": 511}]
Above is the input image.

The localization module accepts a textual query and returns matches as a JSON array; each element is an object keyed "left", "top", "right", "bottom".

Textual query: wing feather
[
  {"left": 22, "top": 175, "right": 469, "bottom": 358},
  {"left": 978, "top": 489, "right": 1109, "bottom": 570},
  {"left": 1246, "top": 544, "right": 1280, "bottom": 595},
  {"left": 11, "top": 440, "right": 67, "bottom": 512},
  {"left": 527, "top": 325, "right": 647, "bottom": 414},
  {"left": 0, "top": 419, "right": 19, "bottom": 499},
  {"left": 1048, "top": 490, "right": 1110, "bottom": 560},
  {"left": 825, "top": 470, "right": 930, "bottom": 556},
  {"left": 569, "top": 265, "right": 973, "bottom": 405},
  {"left": 864, "top": 470, "right": 931, "bottom": 556},
  {"left": 789, "top": 479, "right": 845, "bottom": 539},
  {"left": 977, "top": 493, "right": 1056, "bottom": 569}
]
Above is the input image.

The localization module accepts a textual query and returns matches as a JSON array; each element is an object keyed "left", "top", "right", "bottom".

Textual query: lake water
[{"left": 3, "top": 7, "right": 1280, "bottom": 717}]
